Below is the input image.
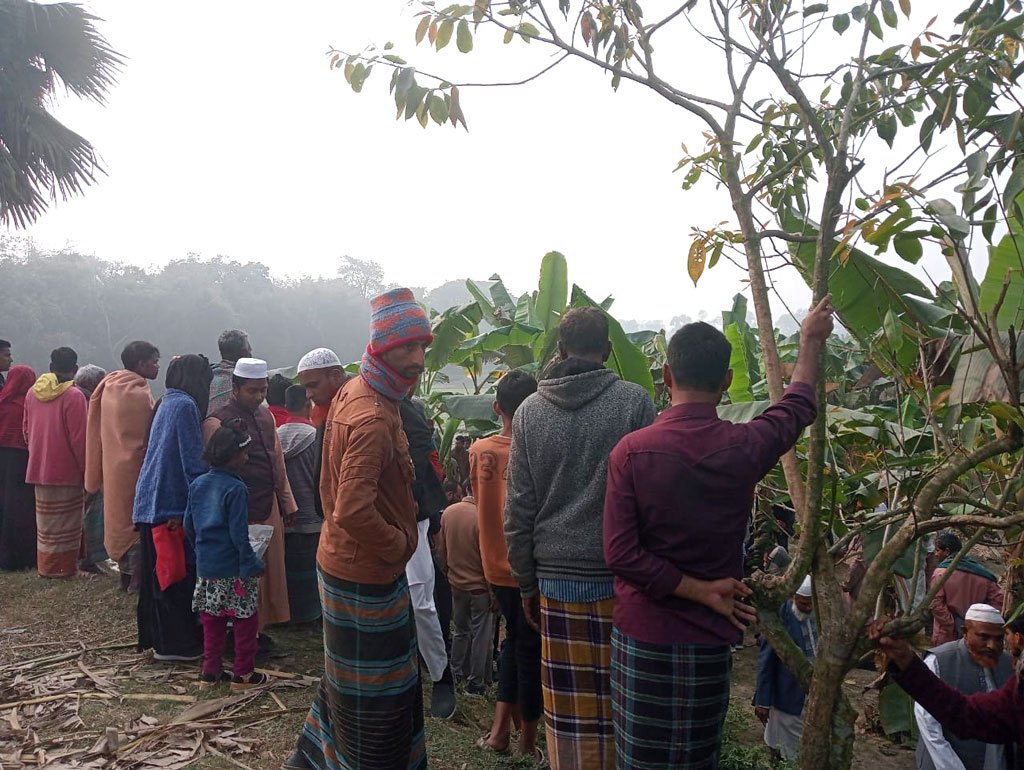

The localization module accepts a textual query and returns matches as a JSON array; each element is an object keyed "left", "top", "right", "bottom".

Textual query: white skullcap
[
  {"left": 965, "top": 603, "right": 1005, "bottom": 625},
  {"left": 233, "top": 357, "right": 268, "bottom": 379},
  {"left": 297, "top": 347, "right": 342, "bottom": 373},
  {"left": 796, "top": 576, "right": 813, "bottom": 597}
]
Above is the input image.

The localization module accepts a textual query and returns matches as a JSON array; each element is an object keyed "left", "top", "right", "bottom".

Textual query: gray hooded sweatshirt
[{"left": 504, "top": 361, "right": 656, "bottom": 597}]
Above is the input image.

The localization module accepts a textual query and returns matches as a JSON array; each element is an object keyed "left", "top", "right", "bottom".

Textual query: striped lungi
[
  {"left": 611, "top": 628, "right": 732, "bottom": 770},
  {"left": 297, "top": 569, "right": 426, "bottom": 770},
  {"left": 81, "top": 491, "right": 107, "bottom": 566},
  {"left": 540, "top": 595, "right": 616, "bottom": 770},
  {"left": 34, "top": 485, "right": 84, "bottom": 579}
]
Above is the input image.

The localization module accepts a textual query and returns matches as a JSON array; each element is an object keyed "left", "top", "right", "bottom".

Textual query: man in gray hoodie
[{"left": 504, "top": 307, "right": 656, "bottom": 770}]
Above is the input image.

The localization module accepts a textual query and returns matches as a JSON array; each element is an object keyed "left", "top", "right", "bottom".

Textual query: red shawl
[{"left": 0, "top": 365, "right": 37, "bottom": 450}]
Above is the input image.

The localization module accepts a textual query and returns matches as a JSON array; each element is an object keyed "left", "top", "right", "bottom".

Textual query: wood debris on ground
[{"left": 0, "top": 638, "right": 316, "bottom": 769}]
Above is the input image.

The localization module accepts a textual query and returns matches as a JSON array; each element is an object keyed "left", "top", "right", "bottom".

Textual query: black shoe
[
  {"left": 258, "top": 632, "right": 275, "bottom": 652},
  {"left": 465, "top": 682, "right": 487, "bottom": 699},
  {"left": 282, "top": 749, "right": 313, "bottom": 770},
  {"left": 231, "top": 671, "right": 270, "bottom": 691},
  {"left": 198, "top": 671, "right": 231, "bottom": 688},
  {"left": 430, "top": 665, "right": 457, "bottom": 719}
]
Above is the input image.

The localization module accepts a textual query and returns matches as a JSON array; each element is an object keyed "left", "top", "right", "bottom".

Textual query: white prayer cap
[
  {"left": 297, "top": 347, "right": 342, "bottom": 373},
  {"left": 796, "top": 576, "right": 813, "bottom": 597},
  {"left": 965, "top": 603, "right": 1005, "bottom": 625},
  {"left": 233, "top": 357, "right": 268, "bottom": 379}
]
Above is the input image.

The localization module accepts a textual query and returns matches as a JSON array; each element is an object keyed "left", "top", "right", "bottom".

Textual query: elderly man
[
  {"left": 86, "top": 340, "right": 159, "bottom": 591},
  {"left": 755, "top": 577, "right": 817, "bottom": 761},
  {"left": 931, "top": 533, "right": 1005, "bottom": 645},
  {"left": 914, "top": 604, "right": 1013, "bottom": 770},
  {"left": 296, "top": 347, "right": 348, "bottom": 428},
  {"left": 288, "top": 288, "right": 432, "bottom": 770},
  {"left": 204, "top": 358, "right": 297, "bottom": 633},
  {"left": 208, "top": 329, "right": 252, "bottom": 415}
]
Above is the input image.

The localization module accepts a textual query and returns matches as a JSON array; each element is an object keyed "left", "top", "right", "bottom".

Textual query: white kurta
[{"left": 914, "top": 654, "right": 1006, "bottom": 770}]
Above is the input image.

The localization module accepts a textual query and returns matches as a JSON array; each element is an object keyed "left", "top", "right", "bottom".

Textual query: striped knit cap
[{"left": 368, "top": 288, "right": 433, "bottom": 355}]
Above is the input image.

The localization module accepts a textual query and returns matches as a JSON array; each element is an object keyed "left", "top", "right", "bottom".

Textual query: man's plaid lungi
[
  {"left": 540, "top": 595, "right": 616, "bottom": 770},
  {"left": 611, "top": 628, "right": 732, "bottom": 770}
]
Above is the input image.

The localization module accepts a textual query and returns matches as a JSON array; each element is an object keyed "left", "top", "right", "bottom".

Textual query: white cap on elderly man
[
  {"left": 233, "top": 358, "right": 268, "bottom": 379},
  {"left": 297, "top": 347, "right": 342, "bottom": 373},
  {"left": 965, "top": 603, "right": 1005, "bottom": 625},
  {"left": 796, "top": 576, "right": 813, "bottom": 597}
]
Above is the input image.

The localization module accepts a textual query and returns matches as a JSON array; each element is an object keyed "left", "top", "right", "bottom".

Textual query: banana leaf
[
  {"left": 535, "top": 251, "right": 568, "bottom": 332},
  {"left": 570, "top": 284, "right": 655, "bottom": 397}
]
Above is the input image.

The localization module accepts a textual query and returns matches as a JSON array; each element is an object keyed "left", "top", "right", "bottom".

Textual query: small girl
[{"left": 184, "top": 421, "right": 269, "bottom": 689}]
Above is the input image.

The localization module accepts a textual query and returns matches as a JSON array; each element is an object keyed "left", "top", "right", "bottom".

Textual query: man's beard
[{"left": 792, "top": 605, "right": 813, "bottom": 623}]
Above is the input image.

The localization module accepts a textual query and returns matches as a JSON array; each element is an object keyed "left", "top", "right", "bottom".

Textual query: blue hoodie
[{"left": 184, "top": 467, "right": 264, "bottom": 579}]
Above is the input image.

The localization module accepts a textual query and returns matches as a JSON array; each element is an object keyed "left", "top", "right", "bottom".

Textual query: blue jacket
[
  {"left": 755, "top": 600, "right": 814, "bottom": 716},
  {"left": 184, "top": 468, "right": 264, "bottom": 579},
  {"left": 133, "top": 389, "right": 208, "bottom": 526}
]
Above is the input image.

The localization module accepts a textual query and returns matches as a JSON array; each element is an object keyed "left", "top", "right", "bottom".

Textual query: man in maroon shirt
[{"left": 603, "top": 295, "right": 834, "bottom": 769}]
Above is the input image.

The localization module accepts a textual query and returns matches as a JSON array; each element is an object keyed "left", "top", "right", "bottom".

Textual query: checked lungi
[
  {"left": 540, "top": 595, "right": 616, "bottom": 770},
  {"left": 611, "top": 628, "right": 732, "bottom": 770},
  {"left": 296, "top": 569, "right": 427, "bottom": 770}
]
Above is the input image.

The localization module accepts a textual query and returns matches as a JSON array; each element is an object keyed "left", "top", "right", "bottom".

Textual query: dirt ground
[{"left": 0, "top": 568, "right": 916, "bottom": 769}]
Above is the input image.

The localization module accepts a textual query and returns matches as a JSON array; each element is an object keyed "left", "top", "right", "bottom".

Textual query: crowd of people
[{"left": 0, "top": 285, "right": 1021, "bottom": 770}]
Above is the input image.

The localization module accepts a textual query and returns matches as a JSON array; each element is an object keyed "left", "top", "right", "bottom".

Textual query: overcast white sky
[{"left": 23, "top": 1, "right": 970, "bottom": 323}]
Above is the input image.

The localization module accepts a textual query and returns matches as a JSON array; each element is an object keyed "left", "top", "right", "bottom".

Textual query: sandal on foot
[
  {"left": 475, "top": 732, "right": 510, "bottom": 755},
  {"left": 230, "top": 671, "right": 270, "bottom": 691}
]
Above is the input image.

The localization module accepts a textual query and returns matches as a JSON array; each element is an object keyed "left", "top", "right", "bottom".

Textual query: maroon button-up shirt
[{"left": 603, "top": 382, "right": 817, "bottom": 646}]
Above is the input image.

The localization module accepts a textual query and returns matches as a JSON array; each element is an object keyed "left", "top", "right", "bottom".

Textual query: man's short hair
[
  {"left": 51, "top": 346, "right": 78, "bottom": 373},
  {"left": 937, "top": 532, "right": 962, "bottom": 553},
  {"left": 559, "top": 308, "right": 609, "bottom": 358},
  {"left": 267, "top": 374, "right": 291, "bottom": 406},
  {"left": 0, "top": 339, "right": 10, "bottom": 349},
  {"left": 496, "top": 370, "right": 538, "bottom": 418},
  {"left": 121, "top": 340, "right": 159, "bottom": 370},
  {"left": 285, "top": 384, "right": 308, "bottom": 414},
  {"left": 667, "top": 322, "right": 732, "bottom": 392},
  {"left": 218, "top": 329, "right": 250, "bottom": 361}
]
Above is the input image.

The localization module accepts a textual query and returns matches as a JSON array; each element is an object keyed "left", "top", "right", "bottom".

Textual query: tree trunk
[{"left": 799, "top": 623, "right": 858, "bottom": 770}]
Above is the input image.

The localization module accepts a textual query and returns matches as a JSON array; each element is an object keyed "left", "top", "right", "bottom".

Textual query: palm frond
[{"left": 0, "top": 0, "right": 121, "bottom": 227}]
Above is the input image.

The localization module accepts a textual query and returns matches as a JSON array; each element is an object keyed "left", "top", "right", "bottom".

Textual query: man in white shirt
[{"left": 914, "top": 603, "right": 1012, "bottom": 770}]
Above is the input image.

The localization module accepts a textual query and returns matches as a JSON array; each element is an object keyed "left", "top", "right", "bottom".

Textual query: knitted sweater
[
  {"left": 504, "top": 361, "right": 656, "bottom": 596},
  {"left": 133, "top": 389, "right": 208, "bottom": 526}
]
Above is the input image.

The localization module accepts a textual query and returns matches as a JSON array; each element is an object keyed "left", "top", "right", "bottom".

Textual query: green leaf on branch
[
  {"left": 877, "top": 114, "right": 897, "bottom": 147},
  {"left": 881, "top": 0, "right": 898, "bottom": 27},
  {"left": 803, "top": 3, "right": 828, "bottom": 15},
  {"left": 893, "top": 234, "right": 924, "bottom": 263},
  {"left": 457, "top": 19, "right": 473, "bottom": 52},
  {"left": 866, "top": 11, "right": 884, "bottom": 38},
  {"left": 518, "top": 22, "right": 540, "bottom": 41},
  {"left": 833, "top": 13, "right": 850, "bottom": 33},
  {"left": 428, "top": 94, "right": 449, "bottom": 124},
  {"left": 927, "top": 198, "right": 970, "bottom": 237},
  {"left": 436, "top": 19, "right": 454, "bottom": 50}
]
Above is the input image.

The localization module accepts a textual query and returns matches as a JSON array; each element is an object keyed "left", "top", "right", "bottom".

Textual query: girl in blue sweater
[{"left": 185, "top": 421, "right": 268, "bottom": 690}]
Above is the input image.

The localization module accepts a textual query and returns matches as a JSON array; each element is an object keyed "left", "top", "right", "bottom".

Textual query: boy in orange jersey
[{"left": 472, "top": 371, "right": 543, "bottom": 761}]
